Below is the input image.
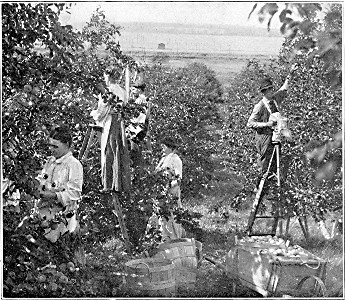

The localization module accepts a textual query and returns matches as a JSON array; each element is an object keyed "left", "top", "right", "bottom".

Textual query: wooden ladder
[
  {"left": 79, "top": 120, "right": 132, "bottom": 252},
  {"left": 246, "top": 143, "right": 309, "bottom": 241},
  {"left": 78, "top": 124, "right": 102, "bottom": 161}
]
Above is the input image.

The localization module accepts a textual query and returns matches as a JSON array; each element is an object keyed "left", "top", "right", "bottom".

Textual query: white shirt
[
  {"left": 155, "top": 152, "right": 182, "bottom": 180},
  {"left": 135, "top": 93, "right": 148, "bottom": 105},
  {"left": 90, "top": 83, "right": 126, "bottom": 175},
  {"left": 40, "top": 151, "right": 83, "bottom": 211}
]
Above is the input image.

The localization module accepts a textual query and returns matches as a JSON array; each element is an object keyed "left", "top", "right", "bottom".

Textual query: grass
[
  {"left": 80, "top": 195, "right": 342, "bottom": 298},
  {"left": 180, "top": 197, "right": 343, "bottom": 298},
  {"left": 77, "top": 196, "right": 341, "bottom": 297},
  {"left": 82, "top": 51, "right": 342, "bottom": 297}
]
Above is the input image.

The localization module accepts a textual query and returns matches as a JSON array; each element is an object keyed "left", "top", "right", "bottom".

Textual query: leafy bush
[
  {"left": 3, "top": 4, "right": 225, "bottom": 296},
  {"left": 221, "top": 39, "right": 342, "bottom": 219},
  {"left": 144, "top": 63, "right": 223, "bottom": 198}
]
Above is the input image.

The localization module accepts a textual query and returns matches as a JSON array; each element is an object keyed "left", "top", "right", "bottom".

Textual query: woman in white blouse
[
  {"left": 38, "top": 125, "right": 83, "bottom": 243},
  {"left": 155, "top": 136, "right": 184, "bottom": 240}
]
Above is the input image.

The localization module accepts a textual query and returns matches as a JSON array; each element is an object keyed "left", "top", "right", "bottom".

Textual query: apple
[
  {"left": 40, "top": 220, "right": 50, "bottom": 228},
  {"left": 38, "top": 80, "right": 44, "bottom": 88},
  {"left": 59, "top": 263, "right": 67, "bottom": 272},
  {"left": 67, "top": 261, "right": 75, "bottom": 272},
  {"left": 50, "top": 282, "right": 58, "bottom": 291},
  {"left": 50, "top": 223, "right": 59, "bottom": 230},
  {"left": 24, "top": 84, "right": 32, "bottom": 93},
  {"left": 37, "top": 274, "right": 46, "bottom": 283},
  {"left": 59, "top": 275, "right": 69, "bottom": 283},
  {"left": 32, "top": 86, "right": 40, "bottom": 95}
]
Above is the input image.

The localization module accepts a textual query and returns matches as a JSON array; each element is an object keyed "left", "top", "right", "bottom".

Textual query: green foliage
[
  {"left": 3, "top": 4, "right": 223, "bottom": 295},
  {"left": 249, "top": 3, "right": 342, "bottom": 90},
  {"left": 2, "top": 3, "right": 83, "bottom": 98},
  {"left": 243, "top": 2, "right": 342, "bottom": 220},
  {"left": 2, "top": 4, "right": 132, "bottom": 296},
  {"left": 222, "top": 45, "right": 342, "bottom": 218},
  {"left": 3, "top": 183, "right": 83, "bottom": 297},
  {"left": 81, "top": 7, "right": 121, "bottom": 53},
  {"left": 144, "top": 62, "right": 223, "bottom": 198}
]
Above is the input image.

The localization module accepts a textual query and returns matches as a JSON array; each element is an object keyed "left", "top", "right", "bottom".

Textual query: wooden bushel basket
[
  {"left": 123, "top": 257, "right": 176, "bottom": 297},
  {"left": 153, "top": 238, "right": 199, "bottom": 290}
]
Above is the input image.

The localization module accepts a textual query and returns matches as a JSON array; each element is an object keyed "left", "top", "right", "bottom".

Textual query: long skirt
[{"left": 160, "top": 185, "right": 185, "bottom": 241}]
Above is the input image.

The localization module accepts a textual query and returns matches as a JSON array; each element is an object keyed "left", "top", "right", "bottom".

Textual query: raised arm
[{"left": 274, "top": 63, "right": 298, "bottom": 106}]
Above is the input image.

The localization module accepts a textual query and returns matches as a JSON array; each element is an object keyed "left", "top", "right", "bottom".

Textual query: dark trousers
[{"left": 255, "top": 134, "right": 280, "bottom": 191}]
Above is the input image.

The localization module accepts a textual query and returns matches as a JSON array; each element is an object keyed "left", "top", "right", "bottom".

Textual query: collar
[
  {"left": 262, "top": 97, "right": 278, "bottom": 108},
  {"left": 51, "top": 151, "right": 73, "bottom": 164},
  {"left": 161, "top": 152, "right": 174, "bottom": 159},
  {"left": 262, "top": 97, "right": 270, "bottom": 104}
]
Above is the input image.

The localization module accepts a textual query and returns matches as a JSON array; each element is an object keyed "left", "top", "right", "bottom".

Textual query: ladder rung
[
  {"left": 254, "top": 216, "right": 281, "bottom": 219},
  {"left": 248, "top": 233, "right": 275, "bottom": 236},
  {"left": 89, "top": 124, "right": 103, "bottom": 131}
]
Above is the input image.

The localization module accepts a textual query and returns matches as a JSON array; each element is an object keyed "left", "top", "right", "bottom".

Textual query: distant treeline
[{"left": 117, "top": 22, "right": 281, "bottom": 37}]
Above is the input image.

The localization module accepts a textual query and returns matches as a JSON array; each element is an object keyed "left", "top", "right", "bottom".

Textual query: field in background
[{"left": 125, "top": 50, "right": 273, "bottom": 89}]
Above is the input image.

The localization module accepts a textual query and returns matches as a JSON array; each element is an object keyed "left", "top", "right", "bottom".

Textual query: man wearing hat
[
  {"left": 247, "top": 74, "right": 291, "bottom": 191},
  {"left": 131, "top": 80, "right": 147, "bottom": 105},
  {"left": 127, "top": 80, "right": 150, "bottom": 167}
]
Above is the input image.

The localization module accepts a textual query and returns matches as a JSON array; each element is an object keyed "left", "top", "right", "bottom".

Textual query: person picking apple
[{"left": 38, "top": 125, "right": 83, "bottom": 243}]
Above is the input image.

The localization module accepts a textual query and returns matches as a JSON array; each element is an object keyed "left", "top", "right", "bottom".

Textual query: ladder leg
[
  {"left": 246, "top": 146, "right": 277, "bottom": 235},
  {"left": 275, "top": 144, "right": 281, "bottom": 187},
  {"left": 78, "top": 126, "right": 92, "bottom": 160},
  {"left": 298, "top": 216, "right": 309, "bottom": 242},
  {"left": 112, "top": 192, "right": 131, "bottom": 253},
  {"left": 272, "top": 145, "right": 281, "bottom": 235},
  {"left": 271, "top": 201, "right": 280, "bottom": 235},
  {"left": 246, "top": 186, "right": 265, "bottom": 234},
  {"left": 285, "top": 217, "right": 291, "bottom": 238},
  {"left": 302, "top": 215, "right": 310, "bottom": 241},
  {"left": 81, "top": 129, "right": 97, "bottom": 161}
]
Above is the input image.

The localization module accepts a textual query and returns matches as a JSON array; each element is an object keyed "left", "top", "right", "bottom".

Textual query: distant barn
[{"left": 158, "top": 43, "right": 166, "bottom": 50}]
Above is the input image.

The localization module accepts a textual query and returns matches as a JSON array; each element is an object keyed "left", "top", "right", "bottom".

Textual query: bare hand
[
  {"left": 290, "top": 63, "right": 299, "bottom": 75},
  {"left": 267, "top": 121, "right": 277, "bottom": 128},
  {"left": 40, "top": 190, "right": 57, "bottom": 201}
]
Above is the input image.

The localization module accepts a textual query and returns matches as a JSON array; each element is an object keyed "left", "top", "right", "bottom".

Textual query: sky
[{"left": 59, "top": 1, "right": 283, "bottom": 29}]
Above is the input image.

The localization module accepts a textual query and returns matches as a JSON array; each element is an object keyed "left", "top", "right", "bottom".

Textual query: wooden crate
[{"left": 226, "top": 243, "right": 327, "bottom": 297}]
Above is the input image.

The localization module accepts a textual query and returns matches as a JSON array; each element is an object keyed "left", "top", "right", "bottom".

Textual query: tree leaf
[
  {"left": 299, "top": 20, "right": 314, "bottom": 35},
  {"left": 247, "top": 3, "right": 258, "bottom": 20},
  {"left": 315, "top": 161, "right": 338, "bottom": 183},
  {"left": 295, "top": 38, "right": 316, "bottom": 51},
  {"left": 279, "top": 9, "right": 292, "bottom": 22}
]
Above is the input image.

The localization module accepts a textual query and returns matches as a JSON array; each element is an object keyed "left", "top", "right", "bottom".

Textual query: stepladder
[
  {"left": 246, "top": 142, "right": 282, "bottom": 236},
  {"left": 78, "top": 119, "right": 132, "bottom": 252},
  {"left": 78, "top": 124, "right": 103, "bottom": 161},
  {"left": 246, "top": 142, "right": 310, "bottom": 241}
]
